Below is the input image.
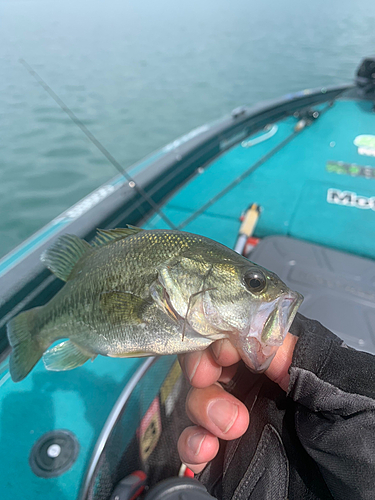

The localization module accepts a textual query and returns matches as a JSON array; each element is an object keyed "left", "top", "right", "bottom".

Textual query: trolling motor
[{"left": 356, "top": 56, "right": 375, "bottom": 101}]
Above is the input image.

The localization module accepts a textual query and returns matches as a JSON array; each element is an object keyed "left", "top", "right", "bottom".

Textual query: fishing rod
[
  {"left": 177, "top": 101, "right": 336, "bottom": 230},
  {"left": 19, "top": 58, "right": 177, "bottom": 230}
]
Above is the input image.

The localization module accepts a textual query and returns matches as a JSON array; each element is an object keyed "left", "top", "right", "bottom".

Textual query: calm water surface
[{"left": 1, "top": 0, "right": 375, "bottom": 257}]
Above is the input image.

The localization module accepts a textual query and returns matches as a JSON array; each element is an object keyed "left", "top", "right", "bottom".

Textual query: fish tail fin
[{"left": 7, "top": 308, "right": 45, "bottom": 382}]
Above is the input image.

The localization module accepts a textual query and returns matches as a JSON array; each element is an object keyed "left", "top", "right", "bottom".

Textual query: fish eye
[{"left": 243, "top": 270, "right": 267, "bottom": 293}]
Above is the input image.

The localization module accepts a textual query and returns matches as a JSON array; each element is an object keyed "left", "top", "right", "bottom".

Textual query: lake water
[{"left": 1, "top": 0, "right": 375, "bottom": 258}]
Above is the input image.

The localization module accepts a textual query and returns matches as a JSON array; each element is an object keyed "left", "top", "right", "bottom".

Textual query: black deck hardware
[{"left": 29, "top": 429, "right": 79, "bottom": 478}]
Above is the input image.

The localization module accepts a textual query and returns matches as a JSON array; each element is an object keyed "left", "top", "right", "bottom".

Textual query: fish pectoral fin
[
  {"left": 91, "top": 226, "right": 143, "bottom": 248},
  {"left": 41, "top": 234, "right": 92, "bottom": 281},
  {"left": 43, "top": 340, "right": 95, "bottom": 371},
  {"left": 99, "top": 291, "right": 147, "bottom": 324}
]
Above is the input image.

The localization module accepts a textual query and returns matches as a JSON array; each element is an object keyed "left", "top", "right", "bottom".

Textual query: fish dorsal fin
[
  {"left": 41, "top": 234, "right": 92, "bottom": 281},
  {"left": 91, "top": 226, "right": 144, "bottom": 248}
]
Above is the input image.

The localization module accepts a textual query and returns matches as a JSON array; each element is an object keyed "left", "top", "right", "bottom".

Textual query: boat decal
[
  {"left": 0, "top": 176, "right": 127, "bottom": 278},
  {"left": 326, "top": 160, "right": 375, "bottom": 179},
  {"left": 283, "top": 88, "right": 313, "bottom": 100},
  {"left": 160, "top": 360, "right": 183, "bottom": 417},
  {"left": 162, "top": 124, "right": 210, "bottom": 153},
  {"left": 354, "top": 135, "right": 375, "bottom": 157},
  {"left": 56, "top": 184, "right": 117, "bottom": 221},
  {"left": 327, "top": 188, "right": 375, "bottom": 211},
  {"left": 137, "top": 396, "right": 162, "bottom": 462}
]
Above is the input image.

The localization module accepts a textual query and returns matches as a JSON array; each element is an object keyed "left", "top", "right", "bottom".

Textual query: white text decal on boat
[
  {"left": 57, "top": 185, "right": 116, "bottom": 222},
  {"left": 354, "top": 135, "right": 375, "bottom": 158},
  {"left": 162, "top": 125, "right": 209, "bottom": 153},
  {"left": 327, "top": 188, "right": 375, "bottom": 211}
]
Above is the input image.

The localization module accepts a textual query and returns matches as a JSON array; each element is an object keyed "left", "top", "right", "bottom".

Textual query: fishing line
[
  {"left": 177, "top": 101, "right": 336, "bottom": 230},
  {"left": 19, "top": 58, "right": 178, "bottom": 230}
]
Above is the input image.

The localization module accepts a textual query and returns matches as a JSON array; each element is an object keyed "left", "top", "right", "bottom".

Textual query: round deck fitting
[{"left": 29, "top": 429, "right": 79, "bottom": 478}]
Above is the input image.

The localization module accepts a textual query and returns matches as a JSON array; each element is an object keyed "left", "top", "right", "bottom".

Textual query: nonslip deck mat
[{"left": 250, "top": 235, "right": 375, "bottom": 354}]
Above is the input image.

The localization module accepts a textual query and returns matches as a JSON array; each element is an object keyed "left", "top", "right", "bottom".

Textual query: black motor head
[{"left": 356, "top": 57, "right": 375, "bottom": 99}]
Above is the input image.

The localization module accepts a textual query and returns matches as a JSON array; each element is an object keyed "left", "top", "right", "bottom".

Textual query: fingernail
[
  {"left": 211, "top": 340, "right": 223, "bottom": 360},
  {"left": 187, "top": 432, "right": 206, "bottom": 456},
  {"left": 208, "top": 399, "right": 238, "bottom": 434},
  {"left": 185, "top": 351, "right": 202, "bottom": 383}
]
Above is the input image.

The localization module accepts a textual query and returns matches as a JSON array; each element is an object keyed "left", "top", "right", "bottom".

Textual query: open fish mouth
[
  {"left": 262, "top": 293, "right": 303, "bottom": 345},
  {"left": 239, "top": 291, "right": 303, "bottom": 373}
]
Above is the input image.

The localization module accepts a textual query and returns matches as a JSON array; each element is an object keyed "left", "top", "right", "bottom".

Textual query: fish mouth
[
  {"left": 262, "top": 292, "right": 303, "bottom": 345},
  {"left": 240, "top": 291, "right": 303, "bottom": 373}
]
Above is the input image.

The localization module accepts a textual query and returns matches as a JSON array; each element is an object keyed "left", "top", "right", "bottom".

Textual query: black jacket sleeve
[{"left": 288, "top": 314, "right": 375, "bottom": 500}]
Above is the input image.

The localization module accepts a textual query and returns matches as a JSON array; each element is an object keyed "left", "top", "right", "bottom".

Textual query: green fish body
[{"left": 7, "top": 227, "right": 303, "bottom": 382}]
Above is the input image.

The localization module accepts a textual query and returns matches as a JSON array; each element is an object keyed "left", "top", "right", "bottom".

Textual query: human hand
[{"left": 177, "top": 332, "right": 298, "bottom": 473}]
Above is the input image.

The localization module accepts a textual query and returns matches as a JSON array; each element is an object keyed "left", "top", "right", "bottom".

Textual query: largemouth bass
[{"left": 7, "top": 226, "right": 303, "bottom": 382}]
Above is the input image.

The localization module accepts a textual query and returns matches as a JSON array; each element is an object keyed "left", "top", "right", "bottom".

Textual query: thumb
[{"left": 264, "top": 332, "right": 298, "bottom": 392}]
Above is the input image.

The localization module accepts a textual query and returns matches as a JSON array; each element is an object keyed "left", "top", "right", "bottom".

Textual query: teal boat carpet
[
  {"left": 146, "top": 100, "right": 375, "bottom": 261},
  {"left": 0, "top": 354, "right": 144, "bottom": 499}
]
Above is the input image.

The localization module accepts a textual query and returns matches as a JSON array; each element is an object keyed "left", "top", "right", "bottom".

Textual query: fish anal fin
[
  {"left": 41, "top": 234, "right": 92, "bottom": 281},
  {"left": 43, "top": 340, "right": 94, "bottom": 371},
  {"left": 92, "top": 226, "right": 143, "bottom": 248},
  {"left": 100, "top": 291, "right": 147, "bottom": 324}
]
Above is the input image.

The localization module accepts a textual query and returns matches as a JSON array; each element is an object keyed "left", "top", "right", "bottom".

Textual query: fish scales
[{"left": 6, "top": 227, "right": 303, "bottom": 382}]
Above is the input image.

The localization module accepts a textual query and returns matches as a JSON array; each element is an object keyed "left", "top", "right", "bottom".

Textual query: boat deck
[
  {"left": 1, "top": 94, "right": 374, "bottom": 500},
  {"left": 145, "top": 99, "right": 375, "bottom": 260},
  {"left": 0, "top": 353, "right": 144, "bottom": 498}
]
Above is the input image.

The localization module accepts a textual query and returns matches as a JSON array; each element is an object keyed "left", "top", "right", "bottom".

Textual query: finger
[
  {"left": 178, "top": 426, "right": 219, "bottom": 474},
  {"left": 210, "top": 338, "right": 241, "bottom": 367},
  {"left": 179, "top": 349, "right": 222, "bottom": 388},
  {"left": 265, "top": 332, "right": 298, "bottom": 391},
  {"left": 218, "top": 364, "right": 238, "bottom": 384},
  {"left": 186, "top": 383, "right": 249, "bottom": 440}
]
